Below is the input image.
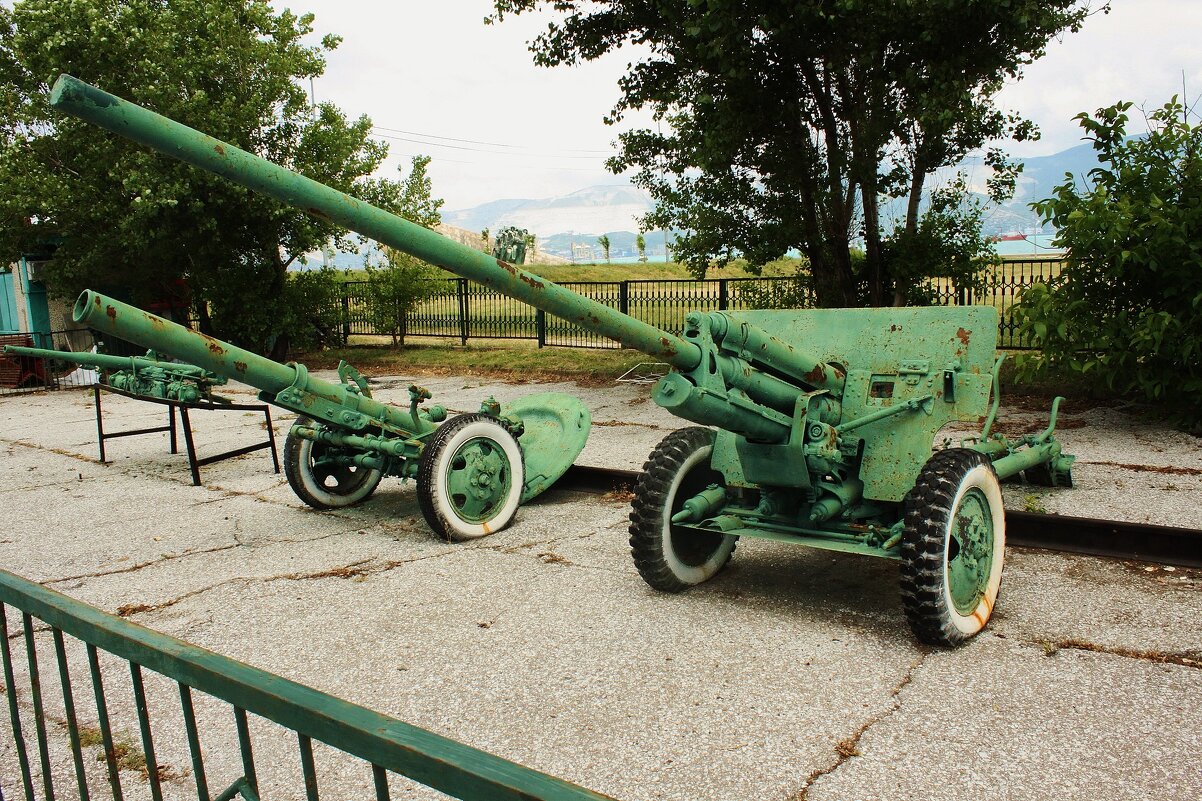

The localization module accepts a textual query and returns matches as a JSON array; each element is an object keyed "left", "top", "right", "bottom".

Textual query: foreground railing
[{"left": 0, "top": 569, "right": 615, "bottom": 801}]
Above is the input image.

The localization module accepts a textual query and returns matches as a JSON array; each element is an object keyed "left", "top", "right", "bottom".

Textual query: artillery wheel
[
  {"left": 900, "top": 448, "right": 1006, "bottom": 647},
  {"left": 629, "top": 427, "right": 736, "bottom": 592},
  {"left": 417, "top": 414, "right": 523, "bottom": 541},
  {"left": 284, "top": 418, "right": 384, "bottom": 510}
]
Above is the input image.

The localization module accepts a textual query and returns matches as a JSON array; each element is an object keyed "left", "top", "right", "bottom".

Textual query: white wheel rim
[
  {"left": 433, "top": 419, "right": 523, "bottom": 540},
  {"left": 295, "top": 437, "right": 380, "bottom": 506},
  {"left": 942, "top": 463, "right": 1006, "bottom": 635}
]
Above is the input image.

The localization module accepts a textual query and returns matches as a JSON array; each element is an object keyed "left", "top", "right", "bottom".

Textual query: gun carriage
[
  {"left": 52, "top": 75, "right": 1074, "bottom": 644},
  {"left": 3, "top": 345, "right": 227, "bottom": 403}
]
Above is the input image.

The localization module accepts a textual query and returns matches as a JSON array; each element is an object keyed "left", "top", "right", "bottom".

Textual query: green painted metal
[
  {"left": 49, "top": 75, "right": 1074, "bottom": 577},
  {"left": 0, "top": 568, "right": 618, "bottom": 800},
  {"left": 50, "top": 75, "right": 695, "bottom": 369},
  {"left": 503, "top": 392, "right": 592, "bottom": 503},
  {"left": 4, "top": 343, "right": 226, "bottom": 403},
  {"left": 70, "top": 291, "right": 589, "bottom": 511},
  {"left": 947, "top": 488, "right": 995, "bottom": 615}
]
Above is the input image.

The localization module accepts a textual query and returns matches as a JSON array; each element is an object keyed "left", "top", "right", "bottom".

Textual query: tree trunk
[
  {"left": 892, "top": 165, "right": 928, "bottom": 307},
  {"left": 809, "top": 242, "right": 857, "bottom": 308}
]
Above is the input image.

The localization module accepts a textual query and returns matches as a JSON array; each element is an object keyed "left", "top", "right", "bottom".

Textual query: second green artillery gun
[
  {"left": 69, "top": 291, "right": 590, "bottom": 541},
  {"left": 3, "top": 344, "right": 227, "bottom": 403},
  {"left": 52, "top": 75, "right": 1075, "bottom": 645}
]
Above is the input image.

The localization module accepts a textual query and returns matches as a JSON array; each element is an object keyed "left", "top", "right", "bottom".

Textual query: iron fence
[
  {"left": 0, "top": 260, "right": 1061, "bottom": 397},
  {"left": 336, "top": 258, "right": 1058, "bottom": 351},
  {"left": 0, "top": 568, "right": 615, "bottom": 801}
]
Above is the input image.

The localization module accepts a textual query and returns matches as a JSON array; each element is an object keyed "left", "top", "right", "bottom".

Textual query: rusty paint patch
[
  {"left": 105, "top": 305, "right": 117, "bottom": 322},
  {"left": 199, "top": 333, "right": 226, "bottom": 357},
  {"left": 517, "top": 271, "right": 544, "bottom": 291},
  {"left": 214, "top": 144, "right": 225, "bottom": 156},
  {"left": 307, "top": 207, "right": 329, "bottom": 219},
  {"left": 890, "top": 324, "right": 898, "bottom": 332},
  {"left": 234, "top": 360, "right": 248, "bottom": 374},
  {"left": 804, "top": 364, "right": 827, "bottom": 385},
  {"left": 956, "top": 328, "right": 971, "bottom": 345}
]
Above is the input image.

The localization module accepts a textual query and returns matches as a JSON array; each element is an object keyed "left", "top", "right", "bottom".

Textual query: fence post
[
  {"left": 718, "top": 279, "right": 729, "bottom": 310},
  {"left": 536, "top": 310, "right": 546, "bottom": 348},
  {"left": 456, "top": 279, "right": 469, "bottom": 346},
  {"left": 341, "top": 292, "right": 351, "bottom": 344}
]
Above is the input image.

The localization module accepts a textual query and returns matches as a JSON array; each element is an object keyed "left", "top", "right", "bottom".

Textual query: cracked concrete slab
[{"left": 1, "top": 376, "right": 1200, "bottom": 801}]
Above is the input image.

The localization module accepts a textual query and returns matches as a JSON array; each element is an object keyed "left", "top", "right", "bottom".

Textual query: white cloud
[{"left": 292, "top": 1, "right": 1202, "bottom": 207}]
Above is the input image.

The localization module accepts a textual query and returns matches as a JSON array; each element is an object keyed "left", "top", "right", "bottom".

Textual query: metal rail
[
  {"left": 0, "top": 569, "right": 617, "bottom": 801},
  {"left": 554, "top": 466, "right": 1202, "bottom": 568}
]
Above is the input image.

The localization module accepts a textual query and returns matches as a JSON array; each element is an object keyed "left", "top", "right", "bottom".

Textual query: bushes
[{"left": 1016, "top": 98, "right": 1202, "bottom": 429}]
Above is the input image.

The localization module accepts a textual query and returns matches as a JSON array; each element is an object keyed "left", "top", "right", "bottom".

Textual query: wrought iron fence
[
  {"left": 0, "top": 568, "right": 615, "bottom": 801},
  {"left": 336, "top": 258, "right": 1059, "bottom": 351}
]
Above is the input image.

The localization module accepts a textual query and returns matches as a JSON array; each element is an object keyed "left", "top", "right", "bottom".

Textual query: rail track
[{"left": 555, "top": 465, "right": 1202, "bottom": 569}]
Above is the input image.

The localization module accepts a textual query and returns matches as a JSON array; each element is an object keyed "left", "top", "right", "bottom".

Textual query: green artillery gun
[
  {"left": 52, "top": 75, "right": 1075, "bottom": 645},
  {"left": 69, "top": 291, "right": 590, "bottom": 540},
  {"left": 2, "top": 344, "right": 227, "bottom": 403}
]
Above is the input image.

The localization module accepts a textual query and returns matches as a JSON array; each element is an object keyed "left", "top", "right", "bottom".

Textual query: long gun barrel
[
  {"left": 72, "top": 290, "right": 434, "bottom": 437},
  {"left": 3, "top": 344, "right": 213, "bottom": 378},
  {"left": 50, "top": 74, "right": 846, "bottom": 441},
  {"left": 49, "top": 74, "right": 698, "bottom": 370}
]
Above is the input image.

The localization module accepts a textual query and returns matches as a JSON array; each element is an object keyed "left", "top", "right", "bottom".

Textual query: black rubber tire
[
  {"left": 283, "top": 417, "right": 383, "bottom": 510},
  {"left": 899, "top": 448, "right": 1006, "bottom": 647},
  {"left": 629, "top": 427, "right": 737, "bottom": 592},
  {"left": 417, "top": 414, "right": 524, "bottom": 542}
]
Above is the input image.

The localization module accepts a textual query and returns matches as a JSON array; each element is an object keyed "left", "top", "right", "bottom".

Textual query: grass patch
[
  {"left": 297, "top": 339, "right": 650, "bottom": 386},
  {"left": 336, "top": 257, "right": 804, "bottom": 285}
]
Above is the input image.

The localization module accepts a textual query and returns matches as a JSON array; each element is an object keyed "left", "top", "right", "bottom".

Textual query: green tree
[
  {"left": 597, "top": 234, "right": 611, "bottom": 263},
  {"left": 1017, "top": 98, "right": 1202, "bottom": 428},
  {"left": 490, "top": 0, "right": 1101, "bottom": 306},
  {"left": 882, "top": 174, "right": 999, "bottom": 306},
  {"left": 636, "top": 232, "right": 647, "bottom": 262},
  {"left": 364, "top": 155, "right": 446, "bottom": 347},
  {"left": 0, "top": 0, "right": 404, "bottom": 357}
]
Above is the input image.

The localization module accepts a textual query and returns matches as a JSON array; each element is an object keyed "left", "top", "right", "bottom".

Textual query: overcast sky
[{"left": 293, "top": 1, "right": 1202, "bottom": 210}]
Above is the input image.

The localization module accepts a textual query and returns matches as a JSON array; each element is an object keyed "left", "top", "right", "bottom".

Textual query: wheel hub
[
  {"left": 445, "top": 437, "right": 512, "bottom": 521},
  {"left": 947, "top": 488, "right": 995, "bottom": 614}
]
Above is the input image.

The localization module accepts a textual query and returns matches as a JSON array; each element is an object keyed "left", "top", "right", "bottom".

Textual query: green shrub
[{"left": 1016, "top": 98, "right": 1202, "bottom": 429}]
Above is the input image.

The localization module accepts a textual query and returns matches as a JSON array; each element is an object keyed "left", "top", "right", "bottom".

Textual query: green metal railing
[
  {"left": 332, "top": 258, "right": 1062, "bottom": 351},
  {"left": 0, "top": 569, "right": 616, "bottom": 801}
]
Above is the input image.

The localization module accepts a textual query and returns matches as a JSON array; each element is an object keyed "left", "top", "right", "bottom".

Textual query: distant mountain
[
  {"left": 985, "top": 141, "right": 1103, "bottom": 234},
  {"left": 442, "top": 185, "right": 656, "bottom": 240},
  {"left": 434, "top": 140, "right": 1108, "bottom": 260}
]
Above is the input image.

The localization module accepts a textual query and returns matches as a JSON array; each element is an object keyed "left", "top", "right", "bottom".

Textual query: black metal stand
[{"left": 93, "top": 383, "right": 280, "bottom": 486}]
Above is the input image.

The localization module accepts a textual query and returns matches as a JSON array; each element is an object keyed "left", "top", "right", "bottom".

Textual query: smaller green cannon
[
  {"left": 2, "top": 344, "right": 226, "bottom": 403},
  {"left": 71, "top": 292, "right": 590, "bottom": 540}
]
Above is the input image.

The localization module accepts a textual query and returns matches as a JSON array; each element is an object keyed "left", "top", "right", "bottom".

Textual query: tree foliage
[
  {"left": 597, "top": 234, "right": 611, "bottom": 263},
  {"left": 363, "top": 155, "right": 447, "bottom": 347},
  {"left": 0, "top": 0, "right": 407, "bottom": 356},
  {"left": 490, "top": 0, "right": 1102, "bottom": 307},
  {"left": 1017, "top": 98, "right": 1202, "bottom": 428}
]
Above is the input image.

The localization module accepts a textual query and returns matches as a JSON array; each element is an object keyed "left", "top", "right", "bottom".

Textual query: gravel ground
[{"left": 0, "top": 374, "right": 1199, "bottom": 801}]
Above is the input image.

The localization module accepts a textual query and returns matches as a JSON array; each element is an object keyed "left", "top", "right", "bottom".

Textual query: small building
[{"left": 2, "top": 253, "right": 92, "bottom": 350}]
